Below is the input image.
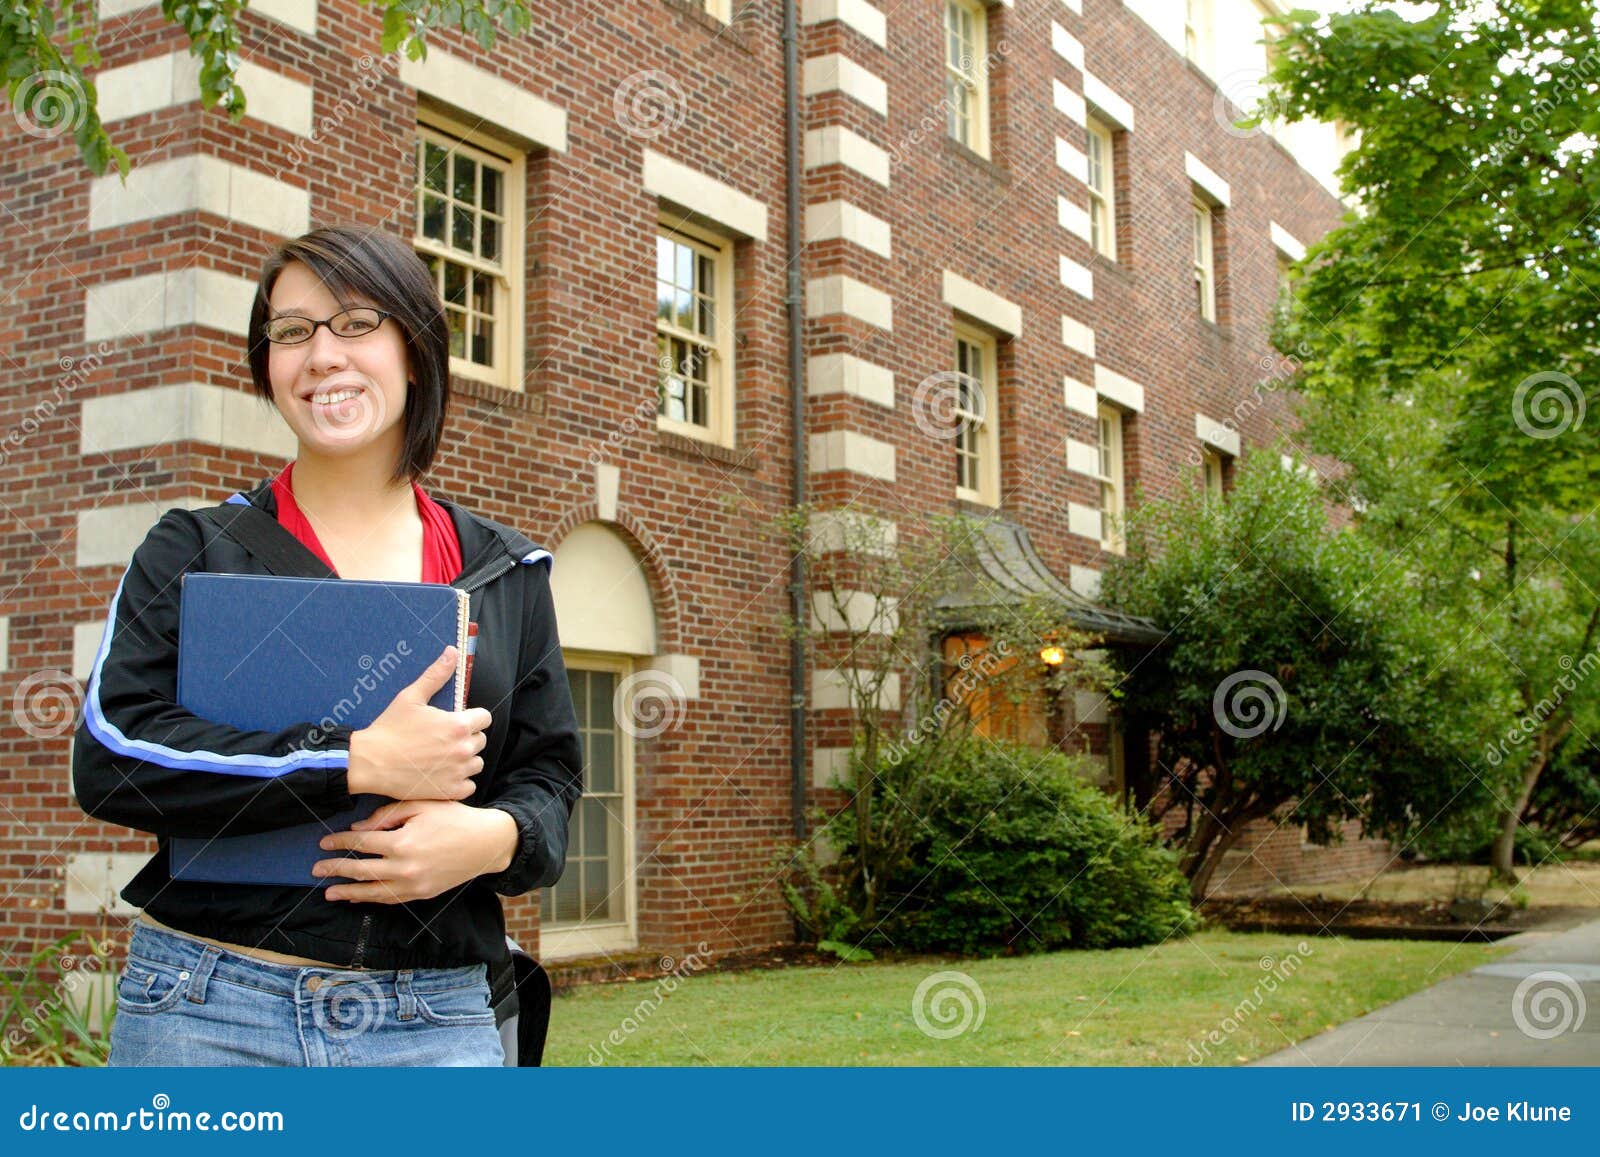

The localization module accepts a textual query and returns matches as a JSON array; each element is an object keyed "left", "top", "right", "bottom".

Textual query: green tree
[
  {"left": 2, "top": 0, "right": 534, "bottom": 178},
  {"left": 1265, "top": 0, "right": 1600, "bottom": 880},
  {"left": 1100, "top": 452, "right": 1494, "bottom": 901}
]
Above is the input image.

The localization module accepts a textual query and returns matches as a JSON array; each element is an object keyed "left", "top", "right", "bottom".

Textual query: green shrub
[{"left": 831, "top": 740, "right": 1196, "bottom": 956}]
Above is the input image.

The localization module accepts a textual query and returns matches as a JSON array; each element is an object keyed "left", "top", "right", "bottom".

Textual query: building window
[
  {"left": 704, "top": 0, "right": 732, "bottom": 21},
  {"left": 1185, "top": 0, "right": 1211, "bottom": 67},
  {"left": 945, "top": 0, "right": 989, "bottom": 157},
  {"left": 656, "top": 219, "right": 735, "bottom": 446},
  {"left": 540, "top": 661, "right": 637, "bottom": 958},
  {"left": 1097, "top": 403, "right": 1125, "bottom": 554},
  {"left": 1086, "top": 117, "right": 1117, "bottom": 261},
  {"left": 1202, "top": 447, "right": 1231, "bottom": 502},
  {"left": 414, "top": 118, "right": 523, "bottom": 389},
  {"left": 1191, "top": 194, "right": 1216, "bottom": 322},
  {"left": 953, "top": 324, "right": 999, "bottom": 506}
]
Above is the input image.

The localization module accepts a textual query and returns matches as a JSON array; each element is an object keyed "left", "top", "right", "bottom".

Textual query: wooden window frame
[
  {"left": 1192, "top": 193, "right": 1216, "bottom": 322},
  {"left": 944, "top": 0, "right": 991, "bottom": 158},
  {"left": 1086, "top": 116, "right": 1117, "bottom": 261},
  {"left": 655, "top": 216, "right": 736, "bottom": 449},
  {"left": 954, "top": 322, "right": 1000, "bottom": 507},
  {"left": 414, "top": 113, "right": 525, "bottom": 391},
  {"left": 1096, "top": 402, "right": 1126, "bottom": 555}
]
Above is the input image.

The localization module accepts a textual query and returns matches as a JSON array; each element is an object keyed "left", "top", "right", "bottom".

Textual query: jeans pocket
[
  {"left": 116, "top": 957, "right": 191, "bottom": 1015},
  {"left": 413, "top": 981, "right": 495, "bottom": 1027}
]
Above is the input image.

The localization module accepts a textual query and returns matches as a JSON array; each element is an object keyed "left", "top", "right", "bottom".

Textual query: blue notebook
[{"left": 170, "top": 572, "right": 472, "bottom": 887}]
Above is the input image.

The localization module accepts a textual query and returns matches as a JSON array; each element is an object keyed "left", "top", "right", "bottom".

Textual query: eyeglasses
[{"left": 262, "top": 307, "right": 394, "bottom": 345}]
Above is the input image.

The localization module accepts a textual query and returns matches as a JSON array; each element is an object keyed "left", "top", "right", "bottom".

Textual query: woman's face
[{"left": 265, "top": 261, "right": 410, "bottom": 467}]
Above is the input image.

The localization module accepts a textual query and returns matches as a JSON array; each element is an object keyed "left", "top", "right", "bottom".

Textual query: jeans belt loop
[
  {"left": 186, "top": 945, "right": 221, "bottom": 1004},
  {"left": 395, "top": 968, "right": 417, "bottom": 1021}
]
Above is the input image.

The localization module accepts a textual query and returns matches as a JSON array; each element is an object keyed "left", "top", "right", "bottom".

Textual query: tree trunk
[{"left": 1491, "top": 747, "right": 1551, "bottom": 884}]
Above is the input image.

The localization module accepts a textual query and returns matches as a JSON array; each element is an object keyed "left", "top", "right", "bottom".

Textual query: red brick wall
[{"left": 0, "top": 0, "right": 1360, "bottom": 972}]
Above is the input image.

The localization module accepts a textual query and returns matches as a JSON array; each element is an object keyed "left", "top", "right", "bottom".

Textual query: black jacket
[{"left": 71, "top": 477, "right": 584, "bottom": 969}]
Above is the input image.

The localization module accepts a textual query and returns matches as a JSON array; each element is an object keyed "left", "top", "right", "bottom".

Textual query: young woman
[{"left": 72, "top": 225, "right": 584, "bottom": 1066}]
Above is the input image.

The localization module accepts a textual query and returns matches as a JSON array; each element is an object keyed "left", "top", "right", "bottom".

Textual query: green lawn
[{"left": 545, "top": 930, "right": 1516, "bottom": 1066}]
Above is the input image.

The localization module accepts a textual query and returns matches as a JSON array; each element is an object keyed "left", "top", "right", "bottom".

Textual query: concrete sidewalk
[{"left": 1251, "top": 915, "right": 1600, "bottom": 1066}]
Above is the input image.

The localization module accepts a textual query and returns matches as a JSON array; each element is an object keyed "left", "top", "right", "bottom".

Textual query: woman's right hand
[{"left": 345, "top": 646, "right": 492, "bottom": 802}]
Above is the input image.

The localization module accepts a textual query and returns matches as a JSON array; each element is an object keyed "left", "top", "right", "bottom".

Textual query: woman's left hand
[{"left": 313, "top": 800, "right": 519, "bottom": 904}]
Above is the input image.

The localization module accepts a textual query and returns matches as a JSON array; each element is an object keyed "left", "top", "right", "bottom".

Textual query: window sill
[
  {"left": 658, "top": 428, "right": 761, "bottom": 472},
  {"left": 942, "top": 135, "right": 1011, "bottom": 184},
  {"left": 451, "top": 374, "right": 544, "bottom": 415}
]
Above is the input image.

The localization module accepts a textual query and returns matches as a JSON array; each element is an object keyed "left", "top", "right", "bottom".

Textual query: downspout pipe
[{"left": 781, "top": 0, "right": 808, "bottom": 846}]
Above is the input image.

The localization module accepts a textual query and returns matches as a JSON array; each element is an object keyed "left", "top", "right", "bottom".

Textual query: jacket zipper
[{"left": 350, "top": 914, "right": 371, "bottom": 969}]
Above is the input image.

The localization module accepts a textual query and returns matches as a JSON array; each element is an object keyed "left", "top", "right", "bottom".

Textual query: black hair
[{"left": 246, "top": 225, "right": 450, "bottom": 483}]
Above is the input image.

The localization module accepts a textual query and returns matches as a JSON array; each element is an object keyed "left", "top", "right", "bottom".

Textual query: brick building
[{"left": 0, "top": 0, "right": 1390, "bottom": 977}]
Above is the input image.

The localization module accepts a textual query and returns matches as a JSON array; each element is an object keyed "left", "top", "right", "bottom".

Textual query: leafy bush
[
  {"left": 820, "top": 740, "right": 1196, "bottom": 957},
  {"left": 0, "top": 930, "right": 117, "bottom": 1067}
]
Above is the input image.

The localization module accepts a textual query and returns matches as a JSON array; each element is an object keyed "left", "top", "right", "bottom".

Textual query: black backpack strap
[{"left": 190, "top": 503, "right": 338, "bottom": 579}]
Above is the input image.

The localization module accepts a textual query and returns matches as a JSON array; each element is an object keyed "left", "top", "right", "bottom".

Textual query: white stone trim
[
  {"left": 64, "top": 853, "right": 146, "bottom": 915},
  {"left": 76, "top": 494, "right": 210, "bottom": 568},
  {"left": 807, "top": 274, "right": 893, "bottom": 330},
  {"left": 812, "top": 746, "right": 854, "bottom": 789},
  {"left": 1067, "top": 501, "right": 1102, "bottom": 541},
  {"left": 80, "top": 382, "right": 295, "bottom": 458},
  {"left": 802, "top": 53, "right": 888, "bottom": 117},
  {"left": 1063, "top": 376, "right": 1096, "bottom": 417},
  {"left": 941, "top": 270, "right": 1023, "bottom": 337},
  {"left": 1058, "top": 255, "right": 1094, "bottom": 300},
  {"left": 1052, "top": 79, "right": 1086, "bottom": 126},
  {"left": 1081, "top": 71, "right": 1135, "bottom": 131},
  {"left": 642, "top": 653, "right": 701, "bottom": 699},
  {"left": 399, "top": 49, "right": 567, "bottom": 152},
  {"left": 1061, "top": 316, "right": 1096, "bottom": 359},
  {"left": 805, "top": 199, "right": 891, "bottom": 258},
  {"left": 799, "top": 0, "right": 886, "bottom": 47},
  {"left": 1065, "top": 438, "right": 1099, "bottom": 477},
  {"left": 1095, "top": 364, "right": 1146, "bottom": 413},
  {"left": 97, "top": 54, "right": 314, "bottom": 137},
  {"left": 808, "top": 353, "right": 895, "bottom": 409},
  {"left": 72, "top": 622, "right": 104, "bottom": 681},
  {"left": 1185, "top": 151, "right": 1231, "bottom": 207},
  {"left": 1271, "top": 220, "right": 1307, "bottom": 262},
  {"left": 807, "top": 509, "right": 898, "bottom": 556},
  {"left": 1058, "top": 196, "right": 1092, "bottom": 242},
  {"left": 1073, "top": 690, "right": 1108, "bottom": 725},
  {"left": 804, "top": 126, "right": 890, "bottom": 186},
  {"left": 1069, "top": 565, "right": 1101, "bottom": 599},
  {"left": 89, "top": 154, "right": 310, "bottom": 236},
  {"left": 808, "top": 430, "right": 896, "bottom": 481},
  {"left": 99, "top": 0, "right": 316, "bottom": 34},
  {"left": 813, "top": 669, "right": 899, "bottom": 711},
  {"left": 1051, "top": 23, "right": 1085, "bottom": 69},
  {"left": 1195, "top": 412, "right": 1241, "bottom": 457},
  {"left": 643, "top": 149, "right": 769, "bottom": 242},
  {"left": 810, "top": 590, "right": 900, "bottom": 635},
  {"left": 1056, "top": 137, "right": 1088, "bottom": 184},
  {"left": 595, "top": 462, "right": 620, "bottom": 522},
  {"left": 83, "top": 268, "right": 256, "bottom": 342}
]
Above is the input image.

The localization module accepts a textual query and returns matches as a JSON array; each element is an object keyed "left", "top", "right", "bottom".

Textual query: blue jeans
[{"left": 108, "top": 921, "right": 505, "bottom": 1067}]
